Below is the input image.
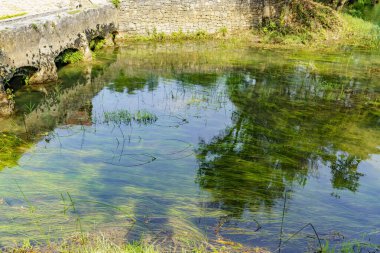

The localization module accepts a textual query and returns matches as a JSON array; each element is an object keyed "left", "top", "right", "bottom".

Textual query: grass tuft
[{"left": 104, "top": 110, "right": 158, "bottom": 125}]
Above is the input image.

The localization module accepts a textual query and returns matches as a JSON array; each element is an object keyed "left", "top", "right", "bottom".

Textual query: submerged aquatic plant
[
  {"left": 134, "top": 110, "right": 158, "bottom": 125},
  {"left": 103, "top": 110, "right": 158, "bottom": 125},
  {"left": 104, "top": 110, "right": 133, "bottom": 125},
  {"left": 0, "top": 133, "right": 30, "bottom": 170}
]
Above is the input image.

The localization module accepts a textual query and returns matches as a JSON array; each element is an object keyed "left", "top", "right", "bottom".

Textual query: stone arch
[
  {"left": 0, "top": 66, "right": 37, "bottom": 117},
  {"left": 5, "top": 66, "right": 39, "bottom": 91}
]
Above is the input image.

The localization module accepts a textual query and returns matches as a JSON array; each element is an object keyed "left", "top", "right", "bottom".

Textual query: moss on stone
[
  {"left": 0, "top": 12, "right": 27, "bottom": 21},
  {"left": 56, "top": 50, "right": 84, "bottom": 65}
]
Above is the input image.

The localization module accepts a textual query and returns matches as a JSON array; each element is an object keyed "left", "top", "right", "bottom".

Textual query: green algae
[{"left": 0, "top": 133, "right": 31, "bottom": 170}]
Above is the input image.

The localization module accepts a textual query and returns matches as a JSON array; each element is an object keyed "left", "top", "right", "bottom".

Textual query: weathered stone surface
[
  {"left": 0, "top": 91, "right": 14, "bottom": 117},
  {"left": 0, "top": 0, "right": 108, "bottom": 16},
  {"left": 0, "top": 5, "right": 117, "bottom": 84},
  {"left": 117, "top": 0, "right": 278, "bottom": 35}
]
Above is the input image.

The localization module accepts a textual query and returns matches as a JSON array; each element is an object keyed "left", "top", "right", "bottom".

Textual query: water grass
[
  {"left": 134, "top": 110, "right": 158, "bottom": 125},
  {"left": 322, "top": 237, "right": 380, "bottom": 253},
  {"left": 104, "top": 110, "right": 158, "bottom": 125},
  {"left": 4, "top": 231, "right": 270, "bottom": 253}
]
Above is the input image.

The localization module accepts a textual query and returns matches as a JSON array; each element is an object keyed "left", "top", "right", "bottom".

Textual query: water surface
[{"left": 0, "top": 43, "right": 379, "bottom": 252}]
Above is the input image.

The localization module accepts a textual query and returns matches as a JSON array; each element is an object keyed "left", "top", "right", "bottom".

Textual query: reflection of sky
[
  {"left": 0, "top": 79, "right": 236, "bottom": 244},
  {"left": 92, "top": 77, "right": 234, "bottom": 144},
  {"left": 289, "top": 156, "right": 380, "bottom": 239}
]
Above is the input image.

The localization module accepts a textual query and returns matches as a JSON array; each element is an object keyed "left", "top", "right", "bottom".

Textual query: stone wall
[{"left": 118, "top": 0, "right": 266, "bottom": 35}]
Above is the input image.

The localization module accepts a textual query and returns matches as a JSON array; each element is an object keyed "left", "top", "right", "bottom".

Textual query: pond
[{"left": 0, "top": 43, "right": 379, "bottom": 252}]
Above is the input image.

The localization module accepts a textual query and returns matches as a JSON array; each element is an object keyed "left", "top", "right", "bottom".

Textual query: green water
[{"left": 0, "top": 43, "right": 379, "bottom": 252}]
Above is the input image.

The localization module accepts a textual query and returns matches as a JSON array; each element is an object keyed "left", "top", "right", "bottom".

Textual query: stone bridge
[
  {"left": 0, "top": 0, "right": 281, "bottom": 116},
  {"left": 0, "top": 5, "right": 118, "bottom": 115}
]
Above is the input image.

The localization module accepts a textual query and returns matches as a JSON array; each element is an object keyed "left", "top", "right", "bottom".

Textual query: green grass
[
  {"left": 338, "top": 13, "right": 380, "bottom": 49},
  {"left": 125, "top": 28, "right": 213, "bottom": 42},
  {"left": 56, "top": 50, "right": 84, "bottom": 65},
  {"left": 0, "top": 12, "right": 27, "bottom": 21}
]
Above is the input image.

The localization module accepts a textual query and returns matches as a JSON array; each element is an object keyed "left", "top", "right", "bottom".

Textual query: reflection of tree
[
  {"left": 176, "top": 73, "right": 218, "bottom": 86},
  {"left": 108, "top": 70, "right": 159, "bottom": 94},
  {"left": 330, "top": 154, "right": 363, "bottom": 192},
  {"left": 196, "top": 69, "right": 379, "bottom": 215}
]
